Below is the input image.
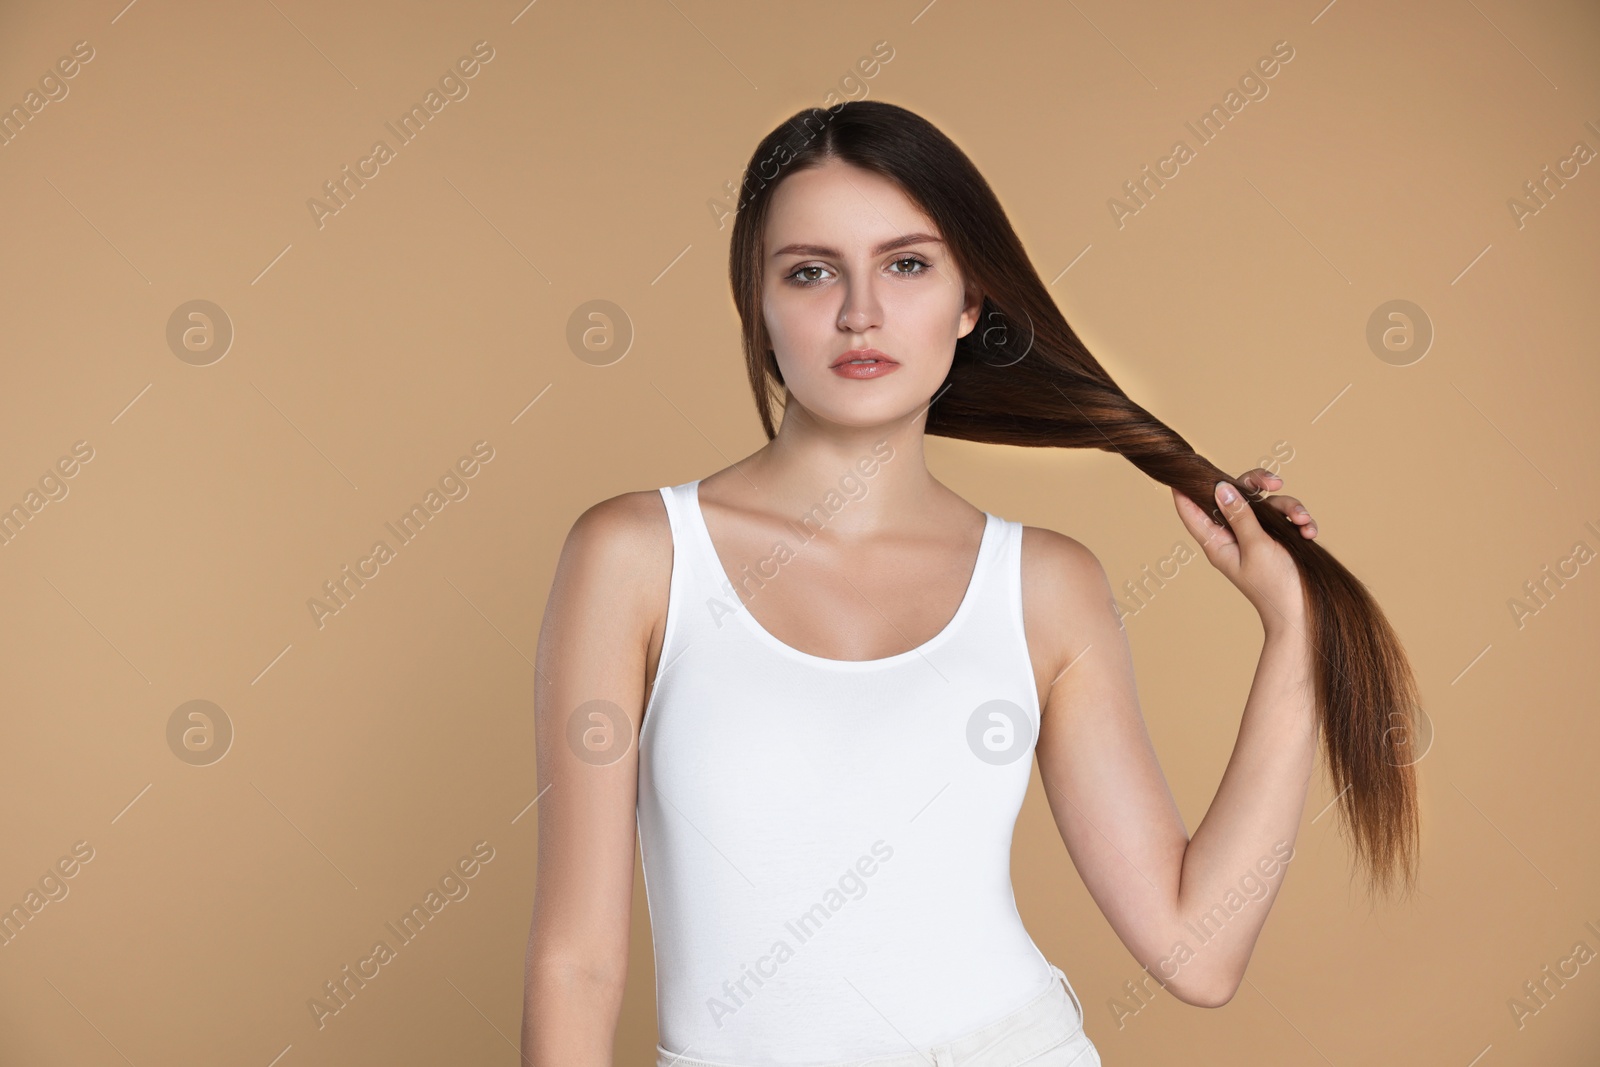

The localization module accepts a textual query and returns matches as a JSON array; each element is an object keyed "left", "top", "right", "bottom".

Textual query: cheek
[
  {"left": 888, "top": 285, "right": 966, "bottom": 342},
  {"left": 762, "top": 290, "right": 828, "bottom": 349}
]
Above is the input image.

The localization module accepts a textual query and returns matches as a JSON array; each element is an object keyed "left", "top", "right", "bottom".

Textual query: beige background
[{"left": 2, "top": 0, "right": 1597, "bottom": 1064}]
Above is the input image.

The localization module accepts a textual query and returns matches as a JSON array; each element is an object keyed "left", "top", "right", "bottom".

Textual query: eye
[
  {"left": 785, "top": 264, "right": 832, "bottom": 287},
  {"left": 782, "top": 256, "right": 933, "bottom": 288},
  {"left": 888, "top": 256, "right": 931, "bottom": 276}
]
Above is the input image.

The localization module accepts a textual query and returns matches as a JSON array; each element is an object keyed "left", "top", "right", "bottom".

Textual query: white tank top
[{"left": 637, "top": 479, "right": 1056, "bottom": 1064}]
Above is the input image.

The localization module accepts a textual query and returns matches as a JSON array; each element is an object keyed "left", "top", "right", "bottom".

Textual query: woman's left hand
[{"left": 1171, "top": 468, "right": 1313, "bottom": 629}]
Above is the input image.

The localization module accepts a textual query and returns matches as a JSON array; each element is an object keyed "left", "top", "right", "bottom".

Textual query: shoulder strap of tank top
[
  {"left": 970, "top": 514, "right": 1028, "bottom": 649},
  {"left": 656, "top": 480, "right": 730, "bottom": 600}
]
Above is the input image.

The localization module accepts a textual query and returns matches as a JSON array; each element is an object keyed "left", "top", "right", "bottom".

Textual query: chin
[{"left": 794, "top": 384, "right": 931, "bottom": 428}]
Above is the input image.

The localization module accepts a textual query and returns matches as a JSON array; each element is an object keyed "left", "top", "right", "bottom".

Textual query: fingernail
[{"left": 1217, "top": 482, "right": 1237, "bottom": 504}]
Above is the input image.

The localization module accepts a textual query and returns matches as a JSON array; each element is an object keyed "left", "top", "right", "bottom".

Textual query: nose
[{"left": 836, "top": 280, "right": 883, "bottom": 333}]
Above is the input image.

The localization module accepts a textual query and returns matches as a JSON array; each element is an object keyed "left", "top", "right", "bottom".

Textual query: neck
[{"left": 726, "top": 393, "right": 950, "bottom": 537}]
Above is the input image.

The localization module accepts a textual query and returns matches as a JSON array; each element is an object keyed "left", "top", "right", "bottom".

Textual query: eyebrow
[{"left": 769, "top": 233, "right": 945, "bottom": 259}]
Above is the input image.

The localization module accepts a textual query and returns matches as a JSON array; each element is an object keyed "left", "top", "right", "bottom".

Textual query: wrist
[{"left": 1259, "top": 602, "right": 1310, "bottom": 644}]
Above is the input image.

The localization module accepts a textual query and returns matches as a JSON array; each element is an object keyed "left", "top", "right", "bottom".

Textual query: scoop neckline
[{"left": 685, "top": 479, "right": 999, "bottom": 671}]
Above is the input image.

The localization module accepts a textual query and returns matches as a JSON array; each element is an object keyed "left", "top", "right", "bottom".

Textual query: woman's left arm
[{"left": 1030, "top": 468, "right": 1320, "bottom": 1008}]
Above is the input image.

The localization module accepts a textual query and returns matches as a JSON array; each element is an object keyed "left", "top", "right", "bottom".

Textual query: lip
[{"left": 829, "top": 348, "right": 899, "bottom": 368}]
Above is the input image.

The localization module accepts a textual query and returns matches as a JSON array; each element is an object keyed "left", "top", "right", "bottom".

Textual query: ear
[{"left": 957, "top": 284, "right": 984, "bottom": 339}]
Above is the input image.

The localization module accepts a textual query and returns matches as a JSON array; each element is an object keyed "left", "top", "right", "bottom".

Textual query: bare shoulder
[
  {"left": 565, "top": 488, "right": 671, "bottom": 560},
  {"left": 1018, "top": 524, "right": 1121, "bottom": 679},
  {"left": 1019, "top": 524, "right": 1112, "bottom": 598},
  {"left": 547, "top": 488, "right": 672, "bottom": 624}
]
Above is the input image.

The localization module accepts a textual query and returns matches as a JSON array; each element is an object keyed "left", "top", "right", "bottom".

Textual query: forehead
[{"left": 763, "top": 160, "right": 938, "bottom": 249}]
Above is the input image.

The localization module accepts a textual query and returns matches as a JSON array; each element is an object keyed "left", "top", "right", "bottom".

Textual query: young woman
[{"left": 523, "top": 101, "right": 1421, "bottom": 1067}]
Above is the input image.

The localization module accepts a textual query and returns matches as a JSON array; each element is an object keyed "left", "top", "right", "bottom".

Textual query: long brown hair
[{"left": 727, "top": 100, "right": 1420, "bottom": 900}]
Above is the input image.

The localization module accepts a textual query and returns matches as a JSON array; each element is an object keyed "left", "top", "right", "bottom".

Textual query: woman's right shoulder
[{"left": 551, "top": 488, "right": 673, "bottom": 596}]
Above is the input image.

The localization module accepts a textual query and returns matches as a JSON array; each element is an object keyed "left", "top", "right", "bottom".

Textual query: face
[{"left": 761, "top": 158, "right": 982, "bottom": 430}]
